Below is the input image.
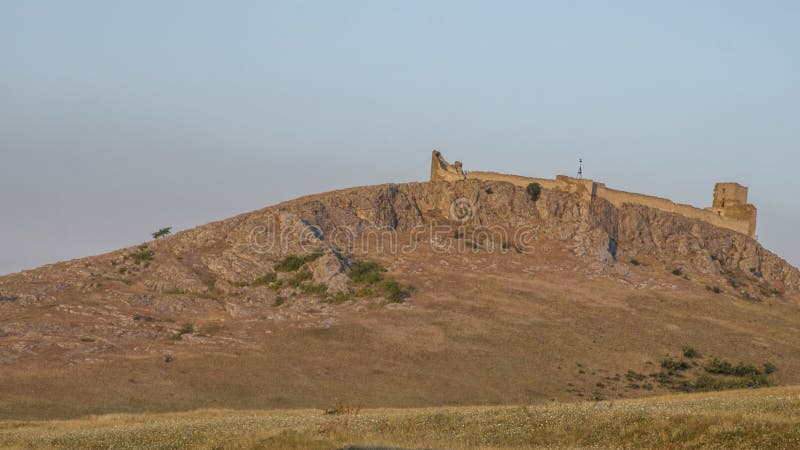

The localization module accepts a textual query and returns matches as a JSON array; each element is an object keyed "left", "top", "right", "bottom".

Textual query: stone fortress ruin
[{"left": 431, "top": 150, "right": 757, "bottom": 238}]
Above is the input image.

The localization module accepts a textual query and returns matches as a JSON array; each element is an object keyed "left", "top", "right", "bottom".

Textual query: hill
[{"left": 1, "top": 176, "right": 799, "bottom": 419}]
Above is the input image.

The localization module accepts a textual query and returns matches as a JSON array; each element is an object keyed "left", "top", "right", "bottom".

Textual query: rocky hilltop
[{"left": 1, "top": 178, "right": 799, "bottom": 419}]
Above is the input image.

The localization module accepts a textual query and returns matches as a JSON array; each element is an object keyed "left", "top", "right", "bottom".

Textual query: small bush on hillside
[
  {"left": 346, "top": 259, "right": 412, "bottom": 303},
  {"left": 763, "top": 362, "right": 777, "bottom": 374},
  {"left": 300, "top": 283, "right": 328, "bottom": 296},
  {"left": 272, "top": 296, "right": 286, "bottom": 307},
  {"left": 526, "top": 182, "right": 542, "bottom": 202},
  {"left": 705, "top": 358, "right": 762, "bottom": 377},
  {"left": 322, "top": 292, "right": 354, "bottom": 305},
  {"left": 629, "top": 259, "right": 641, "bottom": 266},
  {"left": 682, "top": 346, "right": 700, "bottom": 359},
  {"left": 625, "top": 370, "right": 646, "bottom": 382},
  {"left": 250, "top": 272, "right": 278, "bottom": 287},
  {"left": 287, "top": 270, "right": 313, "bottom": 287},
  {"left": 348, "top": 260, "right": 386, "bottom": 284},
  {"left": 501, "top": 241, "right": 523, "bottom": 253},
  {"left": 671, "top": 268, "right": 683, "bottom": 277},
  {"left": 128, "top": 245, "right": 155, "bottom": 263},
  {"left": 706, "top": 285, "right": 722, "bottom": 294},
  {"left": 693, "top": 374, "right": 771, "bottom": 391},
  {"left": 661, "top": 358, "right": 690, "bottom": 372},
  {"left": 152, "top": 227, "right": 172, "bottom": 240},
  {"left": 275, "top": 255, "right": 306, "bottom": 272},
  {"left": 377, "top": 279, "right": 409, "bottom": 303},
  {"left": 274, "top": 251, "right": 324, "bottom": 272}
]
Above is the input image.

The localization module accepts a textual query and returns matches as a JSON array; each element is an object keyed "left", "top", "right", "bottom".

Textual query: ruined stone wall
[
  {"left": 597, "top": 185, "right": 754, "bottom": 236},
  {"left": 465, "top": 172, "right": 563, "bottom": 191},
  {"left": 431, "top": 150, "right": 467, "bottom": 182},
  {"left": 430, "top": 150, "right": 757, "bottom": 238}
]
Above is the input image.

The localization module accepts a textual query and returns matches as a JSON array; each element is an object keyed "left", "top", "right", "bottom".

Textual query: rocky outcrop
[
  {"left": 0, "top": 178, "right": 796, "bottom": 311},
  {"left": 276, "top": 179, "right": 797, "bottom": 291}
]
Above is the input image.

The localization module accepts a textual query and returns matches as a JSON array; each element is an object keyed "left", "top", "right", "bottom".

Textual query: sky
[{"left": 1, "top": 1, "right": 799, "bottom": 274}]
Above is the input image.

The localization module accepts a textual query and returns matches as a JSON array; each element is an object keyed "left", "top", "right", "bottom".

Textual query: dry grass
[
  {"left": 3, "top": 238, "right": 800, "bottom": 420},
  {"left": 3, "top": 228, "right": 800, "bottom": 422},
  {"left": 1, "top": 386, "right": 799, "bottom": 449}
]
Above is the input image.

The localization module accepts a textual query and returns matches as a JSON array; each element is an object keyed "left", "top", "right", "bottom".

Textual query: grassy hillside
[
  {"left": 1, "top": 180, "right": 798, "bottom": 420},
  {"left": 1, "top": 386, "right": 799, "bottom": 449},
  {"left": 2, "top": 231, "right": 799, "bottom": 420}
]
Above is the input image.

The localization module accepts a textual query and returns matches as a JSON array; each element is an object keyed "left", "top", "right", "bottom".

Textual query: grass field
[{"left": 1, "top": 386, "right": 799, "bottom": 449}]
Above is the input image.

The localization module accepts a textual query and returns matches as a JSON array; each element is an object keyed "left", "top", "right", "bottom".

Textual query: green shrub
[
  {"left": 625, "top": 370, "right": 646, "bottom": 382},
  {"left": 377, "top": 279, "right": 409, "bottom": 303},
  {"left": 346, "top": 259, "right": 412, "bottom": 303},
  {"left": 682, "top": 346, "right": 700, "bottom": 359},
  {"left": 629, "top": 258, "right": 641, "bottom": 266},
  {"left": 705, "top": 358, "right": 762, "bottom": 377},
  {"left": 671, "top": 268, "right": 683, "bottom": 276},
  {"left": 151, "top": 227, "right": 172, "bottom": 239},
  {"left": 272, "top": 296, "right": 286, "bottom": 307},
  {"left": 526, "top": 182, "right": 542, "bottom": 202},
  {"left": 274, "top": 250, "right": 324, "bottom": 272},
  {"left": 250, "top": 272, "right": 278, "bottom": 287},
  {"left": 764, "top": 362, "right": 777, "bottom": 374},
  {"left": 323, "top": 292, "right": 354, "bottom": 305},
  {"left": 300, "top": 283, "right": 328, "bottom": 296},
  {"left": 661, "top": 358, "right": 690, "bottom": 372},
  {"left": 348, "top": 260, "right": 386, "bottom": 284},
  {"left": 128, "top": 245, "right": 155, "bottom": 263},
  {"left": 694, "top": 374, "right": 771, "bottom": 391},
  {"left": 287, "top": 270, "right": 313, "bottom": 287}
]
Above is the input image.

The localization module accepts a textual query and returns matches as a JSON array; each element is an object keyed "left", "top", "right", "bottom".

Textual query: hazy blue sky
[{"left": 1, "top": 1, "right": 798, "bottom": 274}]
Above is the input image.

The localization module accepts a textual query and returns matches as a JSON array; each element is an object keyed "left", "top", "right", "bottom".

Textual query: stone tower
[
  {"left": 707, "top": 182, "right": 757, "bottom": 238},
  {"left": 712, "top": 183, "right": 749, "bottom": 208}
]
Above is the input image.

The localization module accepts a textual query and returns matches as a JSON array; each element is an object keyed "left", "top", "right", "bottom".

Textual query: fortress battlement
[{"left": 431, "top": 150, "right": 757, "bottom": 238}]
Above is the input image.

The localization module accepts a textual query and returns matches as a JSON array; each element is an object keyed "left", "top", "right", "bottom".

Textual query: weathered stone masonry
[{"left": 430, "top": 150, "right": 757, "bottom": 238}]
